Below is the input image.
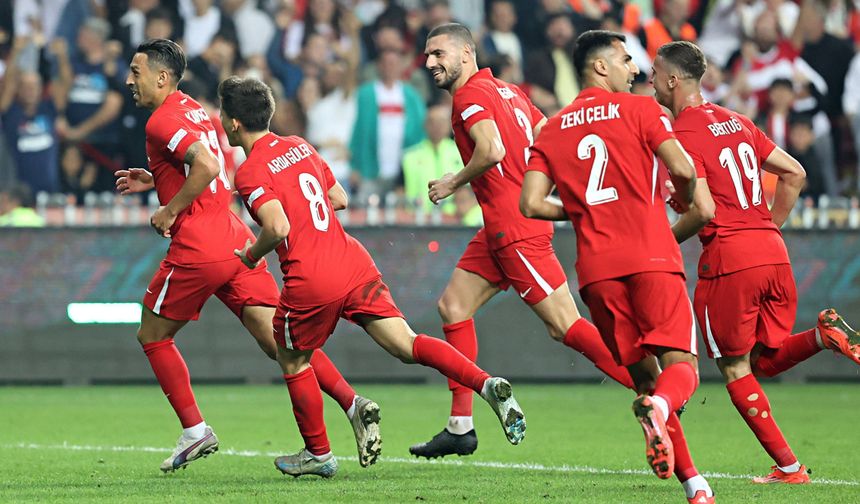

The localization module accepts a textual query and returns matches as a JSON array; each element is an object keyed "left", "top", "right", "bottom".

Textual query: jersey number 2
[
  {"left": 579, "top": 134, "right": 618, "bottom": 206},
  {"left": 299, "top": 172, "right": 330, "bottom": 232},
  {"left": 718, "top": 142, "right": 761, "bottom": 209}
]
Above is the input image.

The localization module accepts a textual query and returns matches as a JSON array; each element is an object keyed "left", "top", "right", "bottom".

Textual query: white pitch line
[{"left": 4, "top": 442, "right": 858, "bottom": 487}]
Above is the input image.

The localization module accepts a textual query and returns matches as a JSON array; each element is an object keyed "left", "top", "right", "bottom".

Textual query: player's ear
[
  {"left": 593, "top": 56, "right": 608, "bottom": 77},
  {"left": 231, "top": 118, "right": 240, "bottom": 133}
]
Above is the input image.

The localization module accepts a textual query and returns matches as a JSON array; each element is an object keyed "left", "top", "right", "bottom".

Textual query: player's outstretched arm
[
  {"left": 115, "top": 168, "right": 155, "bottom": 194},
  {"left": 520, "top": 171, "right": 566, "bottom": 221},
  {"left": 428, "top": 119, "right": 505, "bottom": 204},
  {"left": 762, "top": 147, "right": 806, "bottom": 227},
  {"left": 656, "top": 139, "right": 696, "bottom": 213},
  {"left": 150, "top": 141, "right": 220, "bottom": 236},
  {"left": 235, "top": 200, "right": 291, "bottom": 269},
  {"left": 669, "top": 178, "right": 715, "bottom": 243},
  {"left": 328, "top": 181, "right": 349, "bottom": 211}
]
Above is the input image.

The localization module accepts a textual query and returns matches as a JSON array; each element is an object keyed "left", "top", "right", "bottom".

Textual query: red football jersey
[
  {"left": 234, "top": 133, "right": 380, "bottom": 307},
  {"left": 673, "top": 103, "right": 788, "bottom": 278},
  {"left": 528, "top": 87, "right": 683, "bottom": 288},
  {"left": 145, "top": 91, "right": 251, "bottom": 264},
  {"left": 451, "top": 68, "right": 553, "bottom": 250}
]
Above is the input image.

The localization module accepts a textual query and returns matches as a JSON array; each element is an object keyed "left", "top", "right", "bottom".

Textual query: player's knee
[
  {"left": 437, "top": 295, "right": 469, "bottom": 324},
  {"left": 136, "top": 325, "right": 172, "bottom": 345}
]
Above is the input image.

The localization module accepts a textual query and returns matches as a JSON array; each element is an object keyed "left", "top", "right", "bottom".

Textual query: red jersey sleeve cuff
[
  {"left": 460, "top": 105, "right": 495, "bottom": 131},
  {"left": 245, "top": 186, "right": 277, "bottom": 215}
]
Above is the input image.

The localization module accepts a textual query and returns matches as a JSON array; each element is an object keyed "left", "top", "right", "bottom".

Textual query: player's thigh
[
  {"left": 142, "top": 260, "right": 229, "bottom": 323},
  {"left": 240, "top": 304, "right": 278, "bottom": 360},
  {"left": 580, "top": 278, "right": 645, "bottom": 367},
  {"left": 440, "top": 230, "right": 504, "bottom": 322},
  {"left": 357, "top": 315, "right": 417, "bottom": 363},
  {"left": 494, "top": 235, "right": 568, "bottom": 305},
  {"left": 342, "top": 278, "right": 413, "bottom": 359},
  {"left": 628, "top": 272, "right": 697, "bottom": 356},
  {"left": 215, "top": 260, "right": 279, "bottom": 319},
  {"left": 529, "top": 282, "right": 581, "bottom": 341},
  {"left": 755, "top": 264, "right": 798, "bottom": 348},
  {"left": 138, "top": 305, "right": 189, "bottom": 343},
  {"left": 696, "top": 268, "right": 768, "bottom": 359}
]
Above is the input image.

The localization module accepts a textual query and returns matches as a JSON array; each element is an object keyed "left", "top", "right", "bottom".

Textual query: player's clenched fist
[
  {"left": 150, "top": 206, "right": 176, "bottom": 238},
  {"left": 428, "top": 173, "right": 457, "bottom": 204},
  {"left": 115, "top": 168, "right": 155, "bottom": 194},
  {"left": 234, "top": 239, "right": 258, "bottom": 269}
]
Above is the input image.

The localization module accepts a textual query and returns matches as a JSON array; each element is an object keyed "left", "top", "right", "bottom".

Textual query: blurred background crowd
[{"left": 0, "top": 0, "right": 859, "bottom": 228}]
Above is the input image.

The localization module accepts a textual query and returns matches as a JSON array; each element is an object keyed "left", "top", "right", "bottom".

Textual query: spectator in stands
[
  {"left": 402, "top": 104, "right": 462, "bottom": 214},
  {"left": 179, "top": 0, "right": 233, "bottom": 58},
  {"left": 0, "top": 182, "right": 46, "bottom": 227},
  {"left": 268, "top": 31, "right": 329, "bottom": 100},
  {"left": 757, "top": 78, "right": 797, "bottom": 149},
  {"left": 525, "top": 13, "right": 579, "bottom": 114},
  {"left": 117, "top": 0, "right": 161, "bottom": 51},
  {"left": 0, "top": 36, "right": 62, "bottom": 194},
  {"left": 639, "top": 0, "right": 697, "bottom": 60},
  {"left": 789, "top": 114, "right": 826, "bottom": 198},
  {"left": 185, "top": 31, "right": 238, "bottom": 102},
  {"left": 282, "top": 0, "right": 351, "bottom": 60},
  {"left": 361, "top": 25, "right": 432, "bottom": 102},
  {"left": 54, "top": 17, "right": 125, "bottom": 193},
  {"left": 414, "top": 0, "right": 456, "bottom": 59},
  {"left": 701, "top": 56, "right": 730, "bottom": 105},
  {"left": 481, "top": 0, "right": 524, "bottom": 84},
  {"left": 305, "top": 58, "right": 358, "bottom": 191},
  {"left": 221, "top": 0, "right": 275, "bottom": 58},
  {"left": 59, "top": 142, "right": 97, "bottom": 202},
  {"left": 454, "top": 185, "right": 482, "bottom": 227},
  {"left": 350, "top": 49, "right": 426, "bottom": 205},
  {"left": 845, "top": 50, "right": 860, "bottom": 191},
  {"left": 144, "top": 7, "right": 178, "bottom": 42}
]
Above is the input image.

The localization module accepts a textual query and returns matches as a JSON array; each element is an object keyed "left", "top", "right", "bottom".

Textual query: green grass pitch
[{"left": 1, "top": 383, "right": 857, "bottom": 503}]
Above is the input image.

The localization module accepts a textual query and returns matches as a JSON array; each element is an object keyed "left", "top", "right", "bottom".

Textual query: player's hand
[
  {"left": 664, "top": 180, "right": 689, "bottom": 214},
  {"left": 150, "top": 206, "right": 176, "bottom": 238},
  {"left": 115, "top": 168, "right": 155, "bottom": 194},
  {"left": 428, "top": 173, "right": 458, "bottom": 205},
  {"left": 234, "top": 239, "right": 258, "bottom": 269}
]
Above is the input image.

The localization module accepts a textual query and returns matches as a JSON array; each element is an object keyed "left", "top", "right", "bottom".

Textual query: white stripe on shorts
[
  {"left": 282, "top": 311, "right": 293, "bottom": 350},
  {"left": 515, "top": 249, "right": 553, "bottom": 296},
  {"left": 704, "top": 305, "right": 721, "bottom": 358},
  {"left": 152, "top": 268, "right": 175, "bottom": 315},
  {"left": 687, "top": 299, "right": 698, "bottom": 356}
]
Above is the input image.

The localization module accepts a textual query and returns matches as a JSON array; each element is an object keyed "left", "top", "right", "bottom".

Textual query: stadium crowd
[{"left": 0, "top": 0, "right": 859, "bottom": 226}]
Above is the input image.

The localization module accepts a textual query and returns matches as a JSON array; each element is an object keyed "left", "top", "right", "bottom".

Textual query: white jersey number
[
  {"left": 299, "top": 172, "right": 330, "bottom": 232},
  {"left": 513, "top": 107, "right": 534, "bottom": 165},
  {"left": 579, "top": 134, "right": 618, "bottom": 206},
  {"left": 718, "top": 142, "right": 761, "bottom": 209},
  {"left": 196, "top": 130, "right": 230, "bottom": 193}
]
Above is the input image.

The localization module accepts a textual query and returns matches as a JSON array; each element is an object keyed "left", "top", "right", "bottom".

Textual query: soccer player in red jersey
[
  {"left": 119, "top": 39, "right": 376, "bottom": 472},
  {"left": 218, "top": 75, "right": 526, "bottom": 478},
  {"left": 414, "top": 22, "right": 635, "bottom": 458},
  {"left": 521, "top": 31, "right": 715, "bottom": 503},
  {"left": 653, "top": 41, "right": 860, "bottom": 485}
]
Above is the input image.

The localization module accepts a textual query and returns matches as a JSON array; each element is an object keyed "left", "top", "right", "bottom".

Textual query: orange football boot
[
  {"left": 687, "top": 490, "right": 715, "bottom": 503},
  {"left": 818, "top": 309, "right": 860, "bottom": 365},
  {"left": 632, "top": 395, "right": 674, "bottom": 479},
  {"left": 752, "top": 465, "right": 811, "bottom": 484}
]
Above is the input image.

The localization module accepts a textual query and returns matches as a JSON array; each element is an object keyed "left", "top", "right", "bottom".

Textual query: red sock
[
  {"left": 563, "top": 318, "right": 635, "bottom": 389},
  {"left": 443, "top": 319, "right": 478, "bottom": 416},
  {"left": 284, "top": 367, "right": 330, "bottom": 456},
  {"left": 754, "top": 329, "right": 821, "bottom": 377},
  {"left": 653, "top": 361, "right": 698, "bottom": 412},
  {"left": 412, "top": 334, "right": 490, "bottom": 393},
  {"left": 726, "top": 374, "right": 796, "bottom": 467},
  {"left": 142, "top": 339, "right": 202, "bottom": 428},
  {"left": 310, "top": 350, "right": 356, "bottom": 412},
  {"left": 666, "top": 412, "right": 699, "bottom": 482}
]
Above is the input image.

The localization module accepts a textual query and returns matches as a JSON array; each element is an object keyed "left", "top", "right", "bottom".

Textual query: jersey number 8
[{"left": 299, "top": 172, "right": 330, "bottom": 232}]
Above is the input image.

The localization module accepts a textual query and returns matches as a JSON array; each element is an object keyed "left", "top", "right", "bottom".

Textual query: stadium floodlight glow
[{"left": 67, "top": 303, "right": 142, "bottom": 324}]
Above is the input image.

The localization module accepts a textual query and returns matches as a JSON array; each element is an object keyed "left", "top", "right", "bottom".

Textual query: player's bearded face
[
  {"left": 425, "top": 37, "right": 463, "bottom": 90},
  {"left": 127, "top": 53, "right": 156, "bottom": 109}
]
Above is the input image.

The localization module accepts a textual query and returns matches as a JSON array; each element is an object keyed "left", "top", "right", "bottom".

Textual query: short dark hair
[
  {"left": 769, "top": 78, "right": 794, "bottom": 91},
  {"left": 137, "top": 38, "right": 186, "bottom": 83},
  {"left": 657, "top": 41, "right": 707, "bottom": 81},
  {"left": 426, "top": 22, "right": 476, "bottom": 52},
  {"left": 573, "top": 30, "right": 626, "bottom": 81},
  {"left": 217, "top": 76, "right": 275, "bottom": 132}
]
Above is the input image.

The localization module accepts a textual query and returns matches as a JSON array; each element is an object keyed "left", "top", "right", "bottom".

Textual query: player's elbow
[
  {"left": 267, "top": 219, "right": 290, "bottom": 241},
  {"left": 696, "top": 199, "right": 716, "bottom": 224},
  {"left": 486, "top": 143, "right": 506, "bottom": 165},
  {"left": 519, "top": 193, "right": 539, "bottom": 219},
  {"left": 784, "top": 161, "right": 807, "bottom": 189}
]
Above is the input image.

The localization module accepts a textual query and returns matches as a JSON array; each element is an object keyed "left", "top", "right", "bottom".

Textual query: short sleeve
[
  {"left": 637, "top": 98, "right": 676, "bottom": 152},
  {"left": 146, "top": 113, "right": 201, "bottom": 165},
  {"left": 235, "top": 165, "right": 277, "bottom": 219},
  {"left": 526, "top": 140, "right": 553, "bottom": 178},
  {"left": 512, "top": 85, "right": 545, "bottom": 127},
  {"left": 674, "top": 131, "right": 707, "bottom": 179},
  {"left": 453, "top": 87, "right": 495, "bottom": 132}
]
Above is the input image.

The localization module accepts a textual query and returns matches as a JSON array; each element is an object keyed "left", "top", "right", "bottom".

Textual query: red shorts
[
  {"left": 143, "top": 258, "right": 279, "bottom": 321},
  {"left": 455, "top": 229, "right": 567, "bottom": 305},
  {"left": 581, "top": 272, "right": 696, "bottom": 366},
  {"left": 273, "top": 277, "right": 404, "bottom": 351},
  {"left": 694, "top": 264, "right": 797, "bottom": 358}
]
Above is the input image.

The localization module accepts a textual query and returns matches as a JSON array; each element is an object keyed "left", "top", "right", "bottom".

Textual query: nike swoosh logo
[
  {"left": 146, "top": 289, "right": 153, "bottom": 294},
  {"left": 519, "top": 287, "right": 532, "bottom": 298}
]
